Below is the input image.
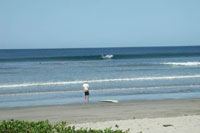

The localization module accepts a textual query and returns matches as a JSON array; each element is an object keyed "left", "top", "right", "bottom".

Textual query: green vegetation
[{"left": 0, "top": 119, "right": 130, "bottom": 133}]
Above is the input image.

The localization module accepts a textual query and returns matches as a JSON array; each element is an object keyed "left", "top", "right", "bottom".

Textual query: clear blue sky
[{"left": 0, "top": 0, "right": 200, "bottom": 49}]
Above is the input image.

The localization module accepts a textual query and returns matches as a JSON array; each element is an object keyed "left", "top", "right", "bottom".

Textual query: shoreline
[{"left": 0, "top": 98, "right": 200, "bottom": 124}]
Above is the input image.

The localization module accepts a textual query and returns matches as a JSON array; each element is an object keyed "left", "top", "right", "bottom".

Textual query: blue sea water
[{"left": 0, "top": 46, "right": 200, "bottom": 108}]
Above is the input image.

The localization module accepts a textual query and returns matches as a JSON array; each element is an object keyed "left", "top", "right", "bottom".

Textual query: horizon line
[{"left": 0, "top": 45, "right": 200, "bottom": 50}]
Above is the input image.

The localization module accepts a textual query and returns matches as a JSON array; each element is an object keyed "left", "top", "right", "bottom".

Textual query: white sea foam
[
  {"left": 1, "top": 75, "right": 200, "bottom": 89},
  {"left": 162, "top": 62, "right": 200, "bottom": 66}
]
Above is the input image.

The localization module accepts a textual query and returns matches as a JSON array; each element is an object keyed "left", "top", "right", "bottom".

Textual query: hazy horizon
[{"left": 1, "top": 45, "right": 200, "bottom": 50}]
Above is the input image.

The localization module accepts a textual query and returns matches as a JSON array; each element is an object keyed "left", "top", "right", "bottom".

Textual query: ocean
[{"left": 0, "top": 46, "right": 200, "bottom": 108}]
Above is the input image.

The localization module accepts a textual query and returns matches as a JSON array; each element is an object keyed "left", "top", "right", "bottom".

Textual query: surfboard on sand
[{"left": 100, "top": 100, "right": 118, "bottom": 103}]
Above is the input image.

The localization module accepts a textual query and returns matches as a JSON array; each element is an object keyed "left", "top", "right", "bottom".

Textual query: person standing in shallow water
[{"left": 83, "top": 82, "right": 89, "bottom": 104}]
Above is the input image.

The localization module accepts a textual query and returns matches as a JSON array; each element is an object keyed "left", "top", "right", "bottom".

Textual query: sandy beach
[
  {"left": 72, "top": 115, "right": 200, "bottom": 133},
  {"left": 0, "top": 99, "right": 200, "bottom": 132}
]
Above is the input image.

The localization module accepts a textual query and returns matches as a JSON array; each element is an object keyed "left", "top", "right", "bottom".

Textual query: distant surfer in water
[
  {"left": 101, "top": 54, "right": 114, "bottom": 59},
  {"left": 83, "top": 82, "right": 89, "bottom": 104}
]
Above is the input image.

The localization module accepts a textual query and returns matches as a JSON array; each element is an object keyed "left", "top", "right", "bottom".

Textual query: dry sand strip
[
  {"left": 0, "top": 99, "right": 200, "bottom": 124},
  {"left": 72, "top": 115, "right": 200, "bottom": 133}
]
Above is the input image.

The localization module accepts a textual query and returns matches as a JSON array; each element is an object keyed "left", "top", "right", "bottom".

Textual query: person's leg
[
  {"left": 84, "top": 96, "right": 86, "bottom": 104},
  {"left": 87, "top": 96, "right": 89, "bottom": 103}
]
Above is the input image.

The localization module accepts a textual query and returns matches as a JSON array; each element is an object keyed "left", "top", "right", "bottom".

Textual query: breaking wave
[
  {"left": 1, "top": 52, "right": 200, "bottom": 62},
  {"left": 1, "top": 75, "right": 200, "bottom": 89},
  {"left": 162, "top": 62, "right": 200, "bottom": 66}
]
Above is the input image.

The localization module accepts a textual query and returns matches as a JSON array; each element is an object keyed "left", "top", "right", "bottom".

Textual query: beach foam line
[
  {"left": 1, "top": 75, "right": 200, "bottom": 89},
  {"left": 1, "top": 84, "right": 200, "bottom": 97}
]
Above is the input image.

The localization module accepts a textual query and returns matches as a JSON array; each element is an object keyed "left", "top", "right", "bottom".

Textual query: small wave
[
  {"left": 0, "top": 90, "right": 82, "bottom": 96},
  {"left": 1, "top": 75, "right": 200, "bottom": 89},
  {"left": 162, "top": 62, "right": 200, "bottom": 66},
  {"left": 1, "top": 84, "right": 200, "bottom": 97},
  {"left": 93, "top": 84, "right": 200, "bottom": 93}
]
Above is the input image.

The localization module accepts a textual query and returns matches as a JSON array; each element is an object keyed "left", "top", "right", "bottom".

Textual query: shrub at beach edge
[{"left": 0, "top": 119, "right": 130, "bottom": 133}]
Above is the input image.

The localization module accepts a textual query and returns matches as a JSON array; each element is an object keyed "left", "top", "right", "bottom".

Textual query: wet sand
[{"left": 0, "top": 99, "right": 200, "bottom": 124}]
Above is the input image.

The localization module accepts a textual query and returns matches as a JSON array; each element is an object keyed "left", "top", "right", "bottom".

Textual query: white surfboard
[{"left": 100, "top": 100, "right": 118, "bottom": 103}]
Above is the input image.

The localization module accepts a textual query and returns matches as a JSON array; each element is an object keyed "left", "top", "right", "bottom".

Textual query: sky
[{"left": 0, "top": 0, "right": 200, "bottom": 49}]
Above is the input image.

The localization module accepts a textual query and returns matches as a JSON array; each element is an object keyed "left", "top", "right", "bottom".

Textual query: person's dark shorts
[{"left": 85, "top": 91, "right": 89, "bottom": 96}]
